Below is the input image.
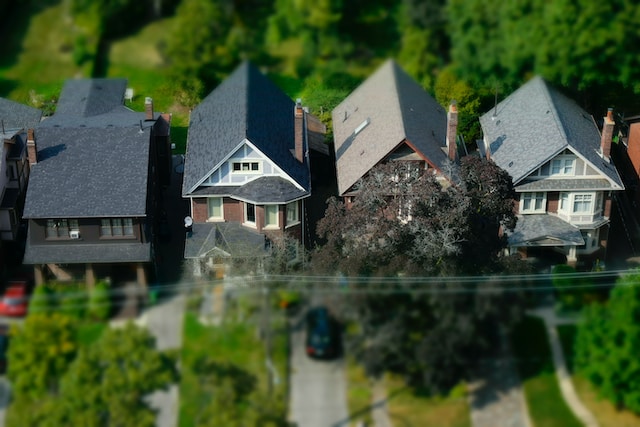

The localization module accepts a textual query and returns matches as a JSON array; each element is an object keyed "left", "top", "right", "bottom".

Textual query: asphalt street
[{"left": 289, "top": 307, "right": 349, "bottom": 427}]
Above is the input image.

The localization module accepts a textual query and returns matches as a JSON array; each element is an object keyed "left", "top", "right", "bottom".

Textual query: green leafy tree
[
  {"left": 55, "top": 323, "right": 178, "bottom": 426},
  {"left": 314, "top": 157, "right": 525, "bottom": 390},
  {"left": 448, "top": 0, "right": 640, "bottom": 97},
  {"left": 28, "top": 283, "right": 54, "bottom": 315},
  {"left": 87, "top": 281, "right": 111, "bottom": 321},
  {"left": 7, "top": 314, "right": 77, "bottom": 398},
  {"left": 575, "top": 271, "right": 640, "bottom": 412}
]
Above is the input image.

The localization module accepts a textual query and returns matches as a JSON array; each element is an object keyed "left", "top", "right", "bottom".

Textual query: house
[
  {"left": 182, "top": 62, "right": 320, "bottom": 276},
  {"left": 0, "top": 98, "right": 42, "bottom": 243},
  {"left": 22, "top": 78, "right": 172, "bottom": 287},
  {"left": 331, "top": 59, "right": 459, "bottom": 205},
  {"left": 479, "top": 76, "right": 624, "bottom": 267}
]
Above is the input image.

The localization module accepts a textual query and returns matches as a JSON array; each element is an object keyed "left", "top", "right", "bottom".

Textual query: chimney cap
[
  {"left": 449, "top": 100, "right": 458, "bottom": 112},
  {"left": 145, "top": 97, "right": 153, "bottom": 103}
]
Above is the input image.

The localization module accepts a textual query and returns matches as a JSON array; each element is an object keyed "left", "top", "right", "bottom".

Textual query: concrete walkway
[
  {"left": 111, "top": 293, "right": 185, "bottom": 427},
  {"left": 468, "top": 329, "right": 532, "bottom": 427},
  {"left": 528, "top": 306, "right": 599, "bottom": 427},
  {"left": 371, "top": 379, "right": 392, "bottom": 427}
]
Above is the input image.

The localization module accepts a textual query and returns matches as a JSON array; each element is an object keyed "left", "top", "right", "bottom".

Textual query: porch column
[
  {"left": 85, "top": 263, "right": 96, "bottom": 289},
  {"left": 567, "top": 246, "right": 577, "bottom": 267},
  {"left": 136, "top": 263, "right": 148, "bottom": 289},
  {"left": 33, "top": 265, "right": 44, "bottom": 286}
]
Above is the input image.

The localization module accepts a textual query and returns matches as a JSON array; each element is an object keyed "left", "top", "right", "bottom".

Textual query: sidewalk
[
  {"left": 468, "top": 329, "right": 532, "bottom": 427},
  {"left": 528, "top": 306, "right": 599, "bottom": 427},
  {"left": 111, "top": 293, "right": 186, "bottom": 427}
]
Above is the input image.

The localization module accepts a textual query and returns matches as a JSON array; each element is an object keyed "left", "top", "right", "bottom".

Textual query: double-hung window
[
  {"left": 265, "top": 205, "right": 279, "bottom": 228},
  {"left": 286, "top": 201, "right": 299, "bottom": 225},
  {"left": 207, "top": 197, "right": 223, "bottom": 221},
  {"left": 521, "top": 192, "right": 546, "bottom": 213},
  {"left": 573, "top": 194, "right": 593, "bottom": 213},
  {"left": 550, "top": 156, "right": 575, "bottom": 176},
  {"left": 245, "top": 203, "right": 256, "bottom": 225}
]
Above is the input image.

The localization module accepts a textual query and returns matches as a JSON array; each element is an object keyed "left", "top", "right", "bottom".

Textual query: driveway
[{"left": 289, "top": 307, "right": 349, "bottom": 427}]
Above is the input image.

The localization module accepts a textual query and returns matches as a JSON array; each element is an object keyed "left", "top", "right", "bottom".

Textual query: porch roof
[{"left": 508, "top": 214, "right": 584, "bottom": 247}]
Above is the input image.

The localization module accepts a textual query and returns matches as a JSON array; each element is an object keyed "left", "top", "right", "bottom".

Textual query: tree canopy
[
  {"left": 315, "top": 156, "right": 517, "bottom": 276},
  {"left": 575, "top": 271, "right": 640, "bottom": 413},
  {"left": 314, "top": 157, "right": 526, "bottom": 390}
]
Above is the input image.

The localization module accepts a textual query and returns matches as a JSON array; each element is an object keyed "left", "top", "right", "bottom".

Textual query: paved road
[{"left": 289, "top": 308, "right": 349, "bottom": 427}]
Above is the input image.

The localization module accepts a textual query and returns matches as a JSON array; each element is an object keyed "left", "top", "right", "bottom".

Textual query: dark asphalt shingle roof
[
  {"left": 0, "top": 97, "right": 42, "bottom": 132},
  {"left": 23, "top": 125, "right": 151, "bottom": 218},
  {"left": 54, "top": 79, "right": 128, "bottom": 118},
  {"left": 480, "top": 76, "right": 624, "bottom": 189},
  {"left": 23, "top": 238, "right": 152, "bottom": 264},
  {"left": 508, "top": 214, "right": 585, "bottom": 246},
  {"left": 332, "top": 59, "right": 451, "bottom": 196},
  {"left": 182, "top": 61, "right": 310, "bottom": 197},
  {"left": 188, "top": 177, "right": 307, "bottom": 204},
  {"left": 184, "top": 222, "right": 267, "bottom": 259}
]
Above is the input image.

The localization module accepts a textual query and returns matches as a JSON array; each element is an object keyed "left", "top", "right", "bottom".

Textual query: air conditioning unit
[{"left": 69, "top": 230, "right": 80, "bottom": 239}]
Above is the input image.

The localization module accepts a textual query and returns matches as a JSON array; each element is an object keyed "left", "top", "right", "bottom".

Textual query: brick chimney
[
  {"left": 601, "top": 108, "right": 614, "bottom": 161},
  {"left": 145, "top": 97, "right": 154, "bottom": 121},
  {"left": 294, "top": 98, "right": 304, "bottom": 163},
  {"left": 446, "top": 100, "right": 458, "bottom": 161},
  {"left": 26, "top": 128, "right": 37, "bottom": 165}
]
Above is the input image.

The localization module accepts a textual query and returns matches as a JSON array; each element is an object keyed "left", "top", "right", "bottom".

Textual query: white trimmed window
[
  {"left": 245, "top": 203, "right": 256, "bottom": 225},
  {"left": 265, "top": 205, "right": 279, "bottom": 228},
  {"left": 520, "top": 192, "right": 546, "bottom": 213},
  {"left": 232, "top": 161, "right": 261, "bottom": 173},
  {"left": 286, "top": 201, "right": 299, "bottom": 225},
  {"left": 207, "top": 197, "right": 223, "bottom": 221},
  {"left": 573, "top": 194, "right": 593, "bottom": 213},
  {"left": 550, "top": 156, "right": 575, "bottom": 176}
]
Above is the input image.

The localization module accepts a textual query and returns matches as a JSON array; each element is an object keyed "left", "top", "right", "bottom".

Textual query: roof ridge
[{"left": 536, "top": 77, "right": 570, "bottom": 148}]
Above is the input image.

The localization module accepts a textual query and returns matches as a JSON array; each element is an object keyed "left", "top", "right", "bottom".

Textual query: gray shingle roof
[
  {"left": 516, "top": 178, "right": 614, "bottom": 192},
  {"left": 508, "top": 214, "right": 584, "bottom": 246},
  {"left": 23, "top": 238, "right": 152, "bottom": 264},
  {"left": 22, "top": 77, "right": 155, "bottom": 219},
  {"left": 332, "top": 59, "right": 450, "bottom": 196},
  {"left": 54, "top": 79, "right": 128, "bottom": 118},
  {"left": 23, "top": 126, "right": 151, "bottom": 218},
  {"left": 182, "top": 61, "right": 310, "bottom": 197},
  {"left": 184, "top": 222, "right": 267, "bottom": 259},
  {"left": 0, "top": 97, "right": 42, "bottom": 132},
  {"left": 480, "top": 76, "right": 624, "bottom": 189}
]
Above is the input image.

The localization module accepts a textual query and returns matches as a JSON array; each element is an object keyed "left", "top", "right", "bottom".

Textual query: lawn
[
  {"left": 179, "top": 299, "right": 289, "bottom": 426},
  {"left": 511, "top": 316, "right": 582, "bottom": 427},
  {"left": 0, "top": 1, "right": 88, "bottom": 105},
  {"left": 557, "top": 324, "right": 640, "bottom": 427},
  {"left": 345, "top": 357, "right": 470, "bottom": 427}
]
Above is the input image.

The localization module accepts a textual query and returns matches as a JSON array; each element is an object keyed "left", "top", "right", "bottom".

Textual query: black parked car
[{"left": 305, "top": 306, "right": 341, "bottom": 359}]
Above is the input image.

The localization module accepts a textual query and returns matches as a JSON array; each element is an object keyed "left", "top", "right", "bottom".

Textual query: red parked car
[{"left": 0, "top": 281, "right": 29, "bottom": 317}]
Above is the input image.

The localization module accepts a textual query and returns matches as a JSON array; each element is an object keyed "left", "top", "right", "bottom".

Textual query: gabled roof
[
  {"left": 480, "top": 76, "right": 624, "bottom": 188},
  {"left": 182, "top": 61, "right": 310, "bottom": 197},
  {"left": 24, "top": 77, "right": 154, "bottom": 218},
  {"left": 54, "top": 79, "right": 129, "bottom": 118},
  {"left": 0, "top": 97, "right": 42, "bottom": 133},
  {"left": 332, "top": 59, "right": 450, "bottom": 196}
]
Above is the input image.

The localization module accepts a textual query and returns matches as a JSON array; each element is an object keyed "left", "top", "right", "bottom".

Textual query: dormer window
[
  {"left": 550, "top": 156, "right": 575, "bottom": 176},
  {"left": 232, "top": 161, "right": 261, "bottom": 173}
]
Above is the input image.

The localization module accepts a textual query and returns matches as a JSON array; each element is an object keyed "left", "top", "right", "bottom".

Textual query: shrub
[
  {"left": 87, "top": 281, "right": 111, "bottom": 321},
  {"left": 28, "top": 284, "right": 53, "bottom": 315}
]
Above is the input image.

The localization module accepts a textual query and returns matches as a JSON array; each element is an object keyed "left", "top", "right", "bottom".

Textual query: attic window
[
  {"left": 232, "top": 161, "right": 261, "bottom": 173},
  {"left": 354, "top": 118, "right": 370, "bottom": 135}
]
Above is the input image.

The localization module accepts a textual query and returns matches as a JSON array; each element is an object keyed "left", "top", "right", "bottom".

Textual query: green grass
[
  {"left": 179, "top": 302, "right": 288, "bottom": 426},
  {"left": 344, "top": 355, "right": 470, "bottom": 426},
  {"left": 511, "top": 316, "right": 582, "bottom": 427}
]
